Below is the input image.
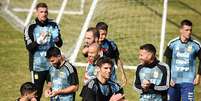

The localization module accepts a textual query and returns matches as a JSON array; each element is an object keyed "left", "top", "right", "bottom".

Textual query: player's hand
[
  {"left": 44, "top": 89, "right": 52, "bottom": 97},
  {"left": 194, "top": 74, "right": 201, "bottom": 85},
  {"left": 170, "top": 80, "right": 175, "bottom": 87},
  {"left": 37, "top": 32, "right": 47, "bottom": 44},
  {"left": 109, "top": 93, "right": 125, "bottom": 101},
  {"left": 141, "top": 80, "right": 150, "bottom": 91},
  {"left": 51, "top": 89, "right": 63, "bottom": 96},
  {"left": 82, "top": 47, "right": 89, "bottom": 55},
  {"left": 30, "top": 97, "right": 37, "bottom": 101}
]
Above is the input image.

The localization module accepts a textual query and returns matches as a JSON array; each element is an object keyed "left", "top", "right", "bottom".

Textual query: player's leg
[
  {"left": 181, "top": 83, "right": 194, "bottom": 101},
  {"left": 33, "top": 71, "right": 48, "bottom": 101},
  {"left": 168, "top": 84, "right": 181, "bottom": 101}
]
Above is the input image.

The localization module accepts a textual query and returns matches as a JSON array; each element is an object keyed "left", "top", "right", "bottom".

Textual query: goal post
[{"left": 70, "top": 0, "right": 169, "bottom": 69}]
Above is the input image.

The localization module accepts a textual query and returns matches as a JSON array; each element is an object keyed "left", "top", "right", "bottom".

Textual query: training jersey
[
  {"left": 80, "top": 78, "right": 123, "bottom": 101},
  {"left": 164, "top": 37, "right": 201, "bottom": 84},
  {"left": 49, "top": 61, "right": 79, "bottom": 101},
  {"left": 101, "top": 39, "right": 120, "bottom": 62},
  {"left": 24, "top": 18, "right": 63, "bottom": 71},
  {"left": 134, "top": 59, "right": 169, "bottom": 101},
  {"left": 85, "top": 58, "right": 117, "bottom": 84}
]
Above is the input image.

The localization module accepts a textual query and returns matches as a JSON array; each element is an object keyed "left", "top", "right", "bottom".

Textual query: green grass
[{"left": 0, "top": 0, "right": 201, "bottom": 100}]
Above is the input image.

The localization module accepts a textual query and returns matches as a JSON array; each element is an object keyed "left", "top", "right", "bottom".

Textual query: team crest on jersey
[
  {"left": 175, "top": 46, "right": 179, "bottom": 51},
  {"left": 187, "top": 45, "right": 192, "bottom": 52},
  {"left": 153, "top": 71, "right": 159, "bottom": 78},
  {"left": 59, "top": 72, "right": 65, "bottom": 78}
]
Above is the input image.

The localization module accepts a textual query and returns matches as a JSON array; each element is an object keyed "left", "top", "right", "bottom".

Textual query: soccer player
[
  {"left": 24, "top": 3, "right": 63, "bottom": 100},
  {"left": 16, "top": 82, "right": 37, "bottom": 101},
  {"left": 96, "top": 22, "right": 127, "bottom": 86},
  {"left": 82, "top": 27, "right": 100, "bottom": 57},
  {"left": 134, "top": 44, "right": 169, "bottom": 101},
  {"left": 84, "top": 43, "right": 116, "bottom": 84},
  {"left": 45, "top": 47, "right": 79, "bottom": 101},
  {"left": 164, "top": 19, "right": 201, "bottom": 101},
  {"left": 80, "top": 57, "right": 125, "bottom": 101}
]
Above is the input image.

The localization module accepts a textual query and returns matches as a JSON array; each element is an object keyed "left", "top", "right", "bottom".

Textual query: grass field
[{"left": 0, "top": 0, "right": 201, "bottom": 100}]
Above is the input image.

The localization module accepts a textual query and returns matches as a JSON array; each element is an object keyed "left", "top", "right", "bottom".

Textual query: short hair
[
  {"left": 180, "top": 19, "right": 192, "bottom": 28},
  {"left": 46, "top": 47, "right": 61, "bottom": 59},
  {"left": 88, "top": 43, "right": 101, "bottom": 51},
  {"left": 87, "top": 27, "right": 100, "bottom": 39},
  {"left": 36, "top": 2, "right": 48, "bottom": 10},
  {"left": 96, "top": 22, "right": 108, "bottom": 32},
  {"left": 20, "top": 82, "right": 36, "bottom": 96},
  {"left": 140, "top": 44, "right": 156, "bottom": 55},
  {"left": 96, "top": 57, "right": 114, "bottom": 68}
]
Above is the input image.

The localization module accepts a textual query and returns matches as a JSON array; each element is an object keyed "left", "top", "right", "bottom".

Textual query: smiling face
[
  {"left": 98, "top": 63, "right": 112, "bottom": 80},
  {"left": 98, "top": 29, "right": 107, "bottom": 43},
  {"left": 36, "top": 7, "right": 48, "bottom": 22},
  {"left": 139, "top": 49, "right": 154, "bottom": 65},
  {"left": 88, "top": 45, "right": 100, "bottom": 63},
  {"left": 85, "top": 31, "right": 95, "bottom": 46}
]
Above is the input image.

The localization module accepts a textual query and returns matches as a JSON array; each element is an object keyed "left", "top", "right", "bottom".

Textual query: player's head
[
  {"left": 96, "top": 22, "right": 108, "bottom": 42},
  {"left": 139, "top": 44, "right": 156, "bottom": 65},
  {"left": 96, "top": 57, "right": 113, "bottom": 80},
  {"left": 20, "top": 82, "right": 37, "bottom": 100},
  {"left": 46, "top": 47, "right": 62, "bottom": 69},
  {"left": 88, "top": 43, "right": 101, "bottom": 63},
  {"left": 180, "top": 19, "right": 192, "bottom": 41},
  {"left": 35, "top": 2, "right": 48, "bottom": 22},
  {"left": 84, "top": 27, "right": 100, "bottom": 46}
]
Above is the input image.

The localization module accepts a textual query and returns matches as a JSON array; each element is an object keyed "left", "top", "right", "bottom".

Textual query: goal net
[
  {"left": 2, "top": 0, "right": 167, "bottom": 69},
  {"left": 74, "top": 0, "right": 166, "bottom": 69}
]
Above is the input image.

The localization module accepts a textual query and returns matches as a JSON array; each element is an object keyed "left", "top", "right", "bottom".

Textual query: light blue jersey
[
  {"left": 168, "top": 37, "right": 201, "bottom": 83},
  {"left": 139, "top": 66, "right": 164, "bottom": 101},
  {"left": 49, "top": 61, "right": 78, "bottom": 101},
  {"left": 33, "top": 25, "right": 59, "bottom": 71},
  {"left": 134, "top": 59, "right": 169, "bottom": 101},
  {"left": 85, "top": 62, "right": 117, "bottom": 84}
]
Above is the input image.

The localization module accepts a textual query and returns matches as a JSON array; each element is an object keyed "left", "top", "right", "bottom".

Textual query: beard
[{"left": 53, "top": 61, "right": 61, "bottom": 69}]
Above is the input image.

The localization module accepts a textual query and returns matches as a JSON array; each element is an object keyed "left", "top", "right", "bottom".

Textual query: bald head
[
  {"left": 88, "top": 43, "right": 101, "bottom": 62},
  {"left": 88, "top": 43, "right": 100, "bottom": 51}
]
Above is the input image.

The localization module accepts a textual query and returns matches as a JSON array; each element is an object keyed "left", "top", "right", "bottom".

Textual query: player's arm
[
  {"left": 164, "top": 46, "right": 176, "bottom": 86},
  {"left": 154, "top": 64, "right": 170, "bottom": 91},
  {"left": 82, "top": 45, "right": 89, "bottom": 57},
  {"left": 164, "top": 46, "right": 172, "bottom": 68},
  {"left": 44, "top": 82, "right": 52, "bottom": 97},
  {"left": 53, "top": 65, "right": 79, "bottom": 96},
  {"left": 84, "top": 66, "right": 90, "bottom": 82},
  {"left": 113, "top": 42, "right": 127, "bottom": 87},
  {"left": 24, "top": 25, "right": 39, "bottom": 52},
  {"left": 52, "top": 84, "right": 79, "bottom": 96},
  {"left": 194, "top": 49, "right": 201, "bottom": 85},
  {"left": 117, "top": 58, "right": 127, "bottom": 87},
  {"left": 133, "top": 66, "right": 143, "bottom": 93},
  {"left": 54, "top": 24, "right": 63, "bottom": 47}
]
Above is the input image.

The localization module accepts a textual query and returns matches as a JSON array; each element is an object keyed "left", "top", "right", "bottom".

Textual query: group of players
[{"left": 17, "top": 2, "right": 201, "bottom": 101}]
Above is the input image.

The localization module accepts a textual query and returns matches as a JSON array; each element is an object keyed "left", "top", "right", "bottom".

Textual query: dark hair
[
  {"left": 20, "top": 82, "right": 36, "bottom": 96},
  {"left": 46, "top": 47, "right": 61, "bottom": 59},
  {"left": 96, "top": 22, "right": 108, "bottom": 32},
  {"left": 96, "top": 57, "right": 114, "bottom": 68},
  {"left": 180, "top": 19, "right": 192, "bottom": 28},
  {"left": 87, "top": 27, "right": 100, "bottom": 39},
  {"left": 140, "top": 44, "right": 156, "bottom": 55},
  {"left": 36, "top": 2, "right": 48, "bottom": 9}
]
